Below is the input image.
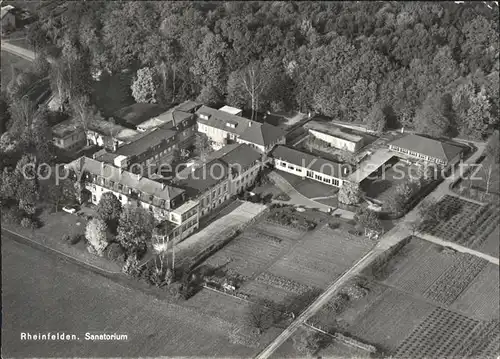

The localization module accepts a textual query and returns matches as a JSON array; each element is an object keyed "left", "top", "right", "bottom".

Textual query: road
[
  {"left": 1, "top": 230, "right": 255, "bottom": 358},
  {"left": 254, "top": 139, "right": 489, "bottom": 359}
]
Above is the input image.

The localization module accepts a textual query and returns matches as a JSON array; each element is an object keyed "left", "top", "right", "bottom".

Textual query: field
[
  {"left": 461, "top": 156, "right": 500, "bottom": 197},
  {"left": 450, "top": 263, "right": 500, "bottom": 321},
  {"left": 1, "top": 50, "right": 32, "bottom": 90},
  {"left": 2, "top": 237, "right": 257, "bottom": 357},
  {"left": 420, "top": 195, "right": 500, "bottom": 256},
  {"left": 202, "top": 221, "right": 302, "bottom": 279},
  {"left": 305, "top": 237, "right": 499, "bottom": 355},
  {"left": 394, "top": 307, "right": 498, "bottom": 358},
  {"left": 264, "top": 225, "right": 373, "bottom": 289}
]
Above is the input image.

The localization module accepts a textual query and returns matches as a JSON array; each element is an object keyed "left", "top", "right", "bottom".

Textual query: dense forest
[{"left": 4, "top": 1, "right": 500, "bottom": 142}]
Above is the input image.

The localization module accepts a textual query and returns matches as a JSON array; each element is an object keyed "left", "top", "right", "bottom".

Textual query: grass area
[
  {"left": 2, "top": 208, "right": 120, "bottom": 273},
  {"left": 277, "top": 170, "right": 339, "bottom": 199},
  {"left": 1, "top": 50, "right": 32, "bottom": 89},
  {"left": 2, "top": 238, "right": 257, "bottom": 357},
  {"left": 360, "top": 157, "right": 417, "bottom": 204},
  {"left": 459, "top": 156, "right": 500, "bottom": 197}
]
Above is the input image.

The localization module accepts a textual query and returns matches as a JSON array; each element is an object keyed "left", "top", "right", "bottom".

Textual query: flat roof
[
  {"left": 305, "top": 120, "right": 364, "bottom": 143},
  {"left": 271, "top": 145, "right": 346, "bottom": 179},
  {"left": 52, "top": 118, "right": 81, "bottom": 138},
  {"left": 219, "top": 105, "right": 242, "bottom": 115}
]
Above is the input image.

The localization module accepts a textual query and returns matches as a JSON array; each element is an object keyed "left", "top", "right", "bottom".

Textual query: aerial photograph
[{"left": 1, "top": 1, "right": 499, "bottom": 358}]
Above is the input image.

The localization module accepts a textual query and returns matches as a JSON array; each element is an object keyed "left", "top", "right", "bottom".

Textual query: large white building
[
  {"left": 196, "top": 105, "right": 285, "bottom": 153},
  {"left": 271, "top": 145, "right": 348, "bottom": 187},
  {"left": 65, "top": 157, "right": 199, "bottom": 243},
  {"left": 388, "top": 134, "right": 464, "bottom": 167},
  {"left": 174, "top": 143, "right": 263, "bottom": 216}
]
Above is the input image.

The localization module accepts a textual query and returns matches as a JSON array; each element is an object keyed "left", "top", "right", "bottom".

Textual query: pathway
[{"left": 1, "top": 40, "right": 54, "bottom": 63}]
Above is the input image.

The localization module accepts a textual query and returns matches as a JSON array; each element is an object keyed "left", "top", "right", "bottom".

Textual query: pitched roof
[
  {"left": 114, "top": 103, "right": 166, "bottom": 126},
  {"left": 51, "top": 118, "right": 82, "bottom": 138},
  {"left": 175, "top": 144, "right": 261, "bottom": 193},
  {"left": 66, "top": 157, "right": 185, "bottom": 202},
  {"left": 88, "top": 119, "right": 141, "bottom": 142},
  {"left": 115, "top": 127, "right": 177, "bottom": 157},
  {"left": 388, "top": 134, "right": 463, "bottom": 162},
  {"left": 271, "top": 145, "right": 347, "bottom": 179},
  {"left": 239, "top": 122, "right": 285, "bottom": 147},
  {"left": 1, "top": 5, "right": 15, "bottom": 19},
  {"left": 196, "top": 105, "right": 254, "bottom": 136}
]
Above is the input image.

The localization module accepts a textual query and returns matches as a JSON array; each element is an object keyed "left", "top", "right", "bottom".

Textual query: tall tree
[
  {"left": 86, "top": 218, "right": 109, "bottom": 256},
  {"left": 116, "top": 205, "right": 156, "bottom": 255},
  {"left": 96, "top": 192, "right": 123, "bottom": 232},
  {"left": 366, "top": 103, "right": 387, "bottom": 133},
  {"left": 131, "top": 67, "right": 158, "bottom": 104},
  {"left": 70, "top": 95, "right": 97, "bottom": 145},
  {"left": 414, "top": 92, "right": 451, "bottom": 137}
]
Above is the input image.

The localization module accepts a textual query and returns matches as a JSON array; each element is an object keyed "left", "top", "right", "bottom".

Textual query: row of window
[{"left": 391, "top": 146, "right": 445, "bottom": 165}]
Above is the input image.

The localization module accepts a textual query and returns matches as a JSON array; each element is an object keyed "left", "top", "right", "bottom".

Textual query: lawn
[
  {"left": 1, "top": 50, "right": 32, "bottom": 90},
  {"left": 1, "top": 208, "right": 120, "bottom": 273},
  {"left": 360, "top": 157, "right": 418, "bottom": 206},
  {"left": 277, "top": 170, "right": 339, "bottom": 199},
  {"left": 92, "top": 70, "right": 135, "bottom": 117},
  {"left": 460, "top": 156, "right": 500, "bottom": 197},
  {"left": 2, "top": 238, "right": 257, "bottom": 358}
]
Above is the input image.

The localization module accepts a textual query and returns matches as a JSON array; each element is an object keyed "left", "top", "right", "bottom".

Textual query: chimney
[
  {"left": 401, "top": 127, "right": 405, "bottom": 134},
  {"left": 248, "top": 121, "right": 252, "bottom": 127},
  {"left": 162, "top": 182, "right": 166, "bottom": 190},
  {"left": 136, "top": 173, "right": 142, "bottom": 181},
  {"left": 112, "top": 141, "right": 118, "bottom": 152}
]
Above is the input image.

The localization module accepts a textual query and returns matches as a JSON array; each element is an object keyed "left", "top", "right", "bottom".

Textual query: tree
[
  {"left": 0, "top": 93, "right": 9, "bottom": 135},
  {"left": 366, "top": 103, "right": 387, "bottom": 133},
  {"left": 131, "top": 67, "right": 158, "bottom": 103},
  {"left": 485, "top": 130, "right": 499, "bottom": 163},
  {"left": 415, "top": 93, "right": 451, "bottom": 138},
  {"left": 293, "top": 332, "right": 321, "bottom": 357},
  {"left": 96, "top": 192, "right": 123, "bottom": 232},
  {"left": 354, "top": 207, "right": 382, "bottom": 235},
  {"left": 32, "top": 56, "right": 51, "bottom": 78},
  {"left": 86, "top": 218, "right": 109, "bottom": 256},
  {"left": 338, "top": 181, "right": 361, "bottom": 205},
  {"left": 385, "top": 193, "right": 406, "bottom": 214},
  {"left": 116, "top": 205, "right": 156, "bottom": 255},
  {"left": 44, "top": 178, "right": 76, "bottom": 212},
  {"left": 245, "top": 299, "right": 281, "bottom": 335},
  {"left": 195, "top": 133, "right": 213, "bottom": 162},
  {"left": 70, "top": 95, "right": 97, "bottom": 145},
  {"left": 227, "top": 60, "right": 274, "bottom": 121}
]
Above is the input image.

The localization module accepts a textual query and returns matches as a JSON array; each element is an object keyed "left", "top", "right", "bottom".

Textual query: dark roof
[
  {"left": 51, "top": 118, "right": 81, "bottom": 138},
  {"left": 271, "top": 145, "right": 346, "bottom": 179},
  {"left": 239, "top": 122, "right": 285, "bottom": 147},
  {"left": 115, "top": 127, "right": 177, "bottom": 157},
  {"left": 196, "top": 105, "right": 254, "bottom": 136},
  {"left": 66, "top": 157, "right": 185, "bottom": 202},
  {"left": 388, "top": 134, "right": 463, "bottom": 162},
  {"left": 175, "top": 144, "right": 261, "bottom": 193},
  {"left": 175, "top": 100, "right": 203, "bottom": 113}
]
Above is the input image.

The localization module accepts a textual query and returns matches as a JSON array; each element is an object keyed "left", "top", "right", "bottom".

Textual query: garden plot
[
  {"left": 267, "top": 225, "right": 374, "bottom": 289},
  {"left": 394, "top": 307, "right": 483, "bottom": 358},
  {"left": 422, "top": 253, "right": 487, "bottom": 306},
  {"left": 420, "top": 195, "right": 481, "bottom": 241},
  {"left": 202, "top": 229, "right": 297, "bottom": 279},
  {"left": 450, "top": 263, "right": 500, "bottom": 321},
  {"left": 453, "top": 203, "right": 500, "bottom": 251},
  {"left": 380, "top": 239, "right": 457, "bottom": 296},
  {"left": 348, "top": 287, "right": 435, "bottom": 353}
]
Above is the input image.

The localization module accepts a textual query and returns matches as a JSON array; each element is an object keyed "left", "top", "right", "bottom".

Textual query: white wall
[
  {"left": 309, "top": 129, "right": 361, "bottom": 152},
  {"left": 273, "top": 159, "right": 343, "bottom": 187}
]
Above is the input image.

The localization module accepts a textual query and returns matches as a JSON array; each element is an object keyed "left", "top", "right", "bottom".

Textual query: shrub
[
  {"left": 2, "top": 206, "right": 23, "bottom": 225},
  {"left": 328, "top": 222, "right": 340, "bottom": 230},
  {"left": 20, "top": 217, "right": 38, "bottom": 229},
  {"left": 69, "top": 234, "right": 83, "bottom": 245},
  {"left": 106, "top": 242, "right": 126, "bottom": 263},
  {"left": 62, "top": 233, "right": 71, "bottom": 242}
]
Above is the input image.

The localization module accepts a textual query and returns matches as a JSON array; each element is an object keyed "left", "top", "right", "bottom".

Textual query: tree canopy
[{"left": 16, "top": 1, "right": 500, "bottom": 140}]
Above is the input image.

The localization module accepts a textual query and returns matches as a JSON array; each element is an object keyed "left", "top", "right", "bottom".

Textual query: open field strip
[
  {"left": 450, "top": 263, "right": 500, "bottom": 321},
  {"left": 266, "top": 225, "right": 374, "bottom": 289},
  {"left": 394, "top": 307, "right": 484, "bottom": 358}
]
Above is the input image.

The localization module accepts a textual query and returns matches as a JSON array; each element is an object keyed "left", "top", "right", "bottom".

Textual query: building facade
[
  {"left": 271, "top": 145, "right": 346, "bottom": 187},
  {"left": 388, "top": 134, "right": 464, "bottom": 167},
  {"left": 305, "top": 121, "right": 365, "bottom": 153}
]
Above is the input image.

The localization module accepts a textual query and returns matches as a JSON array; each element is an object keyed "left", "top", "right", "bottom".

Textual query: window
[
  {"left": 149, "top": 205, "right": 153, "bottom": 212},
  {"left": 118, "top": 184, "right": 123, "bottom": 191},
  {"left": 223, "top": 183, "right": 228, "bottom": 192},
  {"left": 92, "top": 195, "right": 96, "bottom": 202},
  {"left": 288, "top": 165, "right": 295, "bottom": 170},
  {"left": 212, "top": 190, "right": 216, "bottom": 198},
  {"left": 324, "top": 178, "right": 331, "bottom": 184},
  {"left": 306, "top": 170, "right": 313, "bottom": 178},
  {"left": 280, "top": 162, "right": 286, "bottom": 167}
]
